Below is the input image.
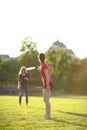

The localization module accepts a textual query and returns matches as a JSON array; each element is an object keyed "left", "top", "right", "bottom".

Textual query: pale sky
[{"left": 0, "top": 0, "right": 87, "bottom": 58}]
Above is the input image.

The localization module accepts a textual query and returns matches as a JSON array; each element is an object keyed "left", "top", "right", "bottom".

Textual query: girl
[{"left": 18, "top": 66, "right": 29, "bottom": 106}]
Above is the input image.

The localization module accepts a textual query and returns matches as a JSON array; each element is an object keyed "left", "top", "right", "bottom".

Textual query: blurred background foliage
[{"left": 0, "top": 36, "right": 87, "bottom": 95}]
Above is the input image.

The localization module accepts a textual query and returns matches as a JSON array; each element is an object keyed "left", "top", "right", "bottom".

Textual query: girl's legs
[
  {"left": 25, "top": 87, "right": 29, "bottom": 106},
  {"left": 43, "top": 89, "right": 51, "bottom": 119},
  {"left": 19, "top": 96, "right": 22, "bottom": 105},
  {"left": 19, "top": 87, "right": 23, "bottom": 106}
]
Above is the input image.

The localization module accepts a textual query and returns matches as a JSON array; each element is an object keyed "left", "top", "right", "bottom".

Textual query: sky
[{"left": 0, "top": 0, "right": 87, "bottom": 59}]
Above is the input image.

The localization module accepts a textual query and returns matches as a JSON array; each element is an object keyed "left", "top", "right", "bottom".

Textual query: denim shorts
[{"left": 19, "top": 86, "right": 29, "bottom": 96}]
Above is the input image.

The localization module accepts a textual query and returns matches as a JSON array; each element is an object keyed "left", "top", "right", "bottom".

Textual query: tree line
[{"left": 0, "top": 36, "right": 87, "bottom": 95}]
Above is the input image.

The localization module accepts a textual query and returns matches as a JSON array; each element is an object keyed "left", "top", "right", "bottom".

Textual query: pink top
[{"left": 40, "top": 62, "right": 52, "bottom": 85}]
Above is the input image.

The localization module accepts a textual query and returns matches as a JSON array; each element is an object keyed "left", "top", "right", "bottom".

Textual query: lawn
[{"left": 0, "top": 95, "right": 87, "bottom": 130}]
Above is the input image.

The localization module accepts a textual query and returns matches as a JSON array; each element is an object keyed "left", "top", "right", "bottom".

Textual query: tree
[
  {"left": 46, "top": 47, "right": 72, "bottom": 91},
  {"left": 20, "top": 36, "right": 37, "bottom": 54},
  {"left": 0, "top": 58, "right": 19, "bottom": 86},
  {"left": 17, "top": 36, "right": 39, "bottom": 68}
]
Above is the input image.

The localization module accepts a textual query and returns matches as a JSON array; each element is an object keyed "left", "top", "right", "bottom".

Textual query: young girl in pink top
[{"left": 38, "top": 53, "right": 53, "bottom": 119}]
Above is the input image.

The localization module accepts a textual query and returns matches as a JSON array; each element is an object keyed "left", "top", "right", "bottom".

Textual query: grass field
[{"left": 0, "top": 95, "right": 87, "bottom": 130}]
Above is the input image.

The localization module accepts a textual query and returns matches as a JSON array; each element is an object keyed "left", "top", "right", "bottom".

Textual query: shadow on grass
[
  {"left": 56, "top": 110, "right": 87, "bottom": 117},
  {"left": 58, "top": 96, "right": 87, "bottom": 100},
  {"left": 51, "top": 118, "right": 87, "bottom": 128},
  {"left": 51, "top": 110, "right": 87, "bottom": 128}
]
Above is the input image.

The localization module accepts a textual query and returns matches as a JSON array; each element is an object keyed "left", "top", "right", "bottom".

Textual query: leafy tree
[
  {"left": 20, "top": 36, "right": 37, "bottom": 54},
  {"left": 46, "top": 47, "right": 72, "bottom": 91},
  {"left": 18, "top": 36, "right": 39, "bottom": 67}
]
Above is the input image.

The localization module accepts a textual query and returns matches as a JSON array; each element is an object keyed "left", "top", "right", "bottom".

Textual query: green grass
[{"left": 0, "top": 95, "right": 87, "bottom": 130}]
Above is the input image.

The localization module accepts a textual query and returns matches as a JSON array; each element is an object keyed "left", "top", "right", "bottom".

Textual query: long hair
[{"left": 18, "top": 66, "right": 28, "bottom": 75}]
